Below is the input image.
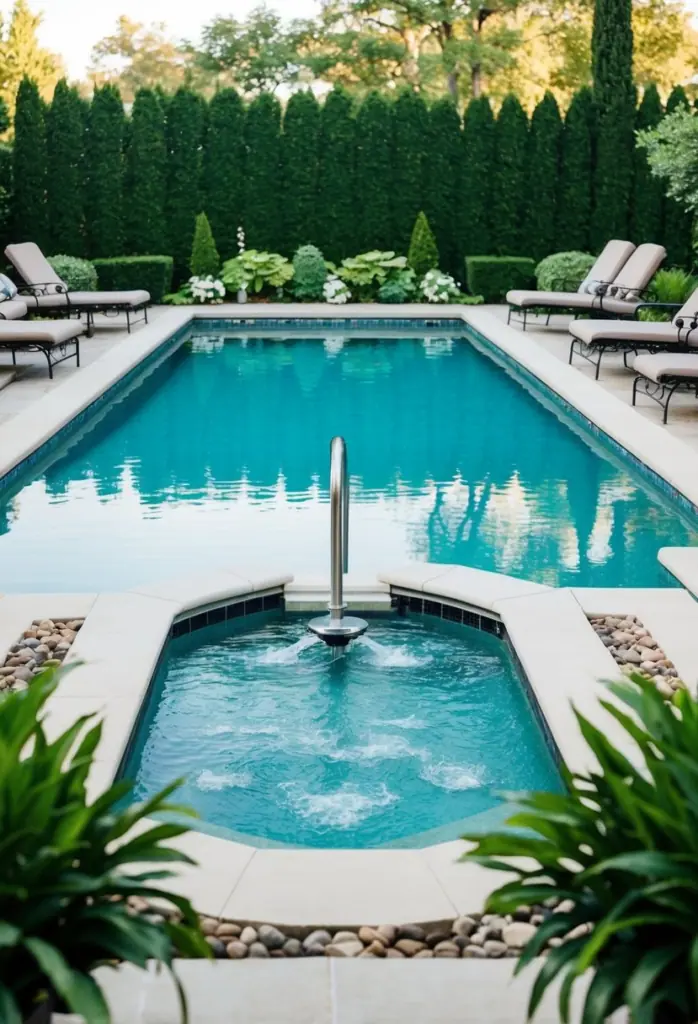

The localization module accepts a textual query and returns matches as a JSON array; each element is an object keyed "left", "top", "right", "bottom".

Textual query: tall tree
[
  {"left": 84, "top": 84, "right": 125, "bottom": 258},
  {"left": 631, "top": 84, "right": 663, "bottom": 246},
  {"left": 244, "top": 91, "right": 282, "bottom": 251},
  {"left": 590, "top": 0, "right": 634, "bottom": 248},
  {"left": 202, "top": 88, "right": 245, "bottom": 262},
  {"left": 166, "top": 87, "right": 206, "bottom": 281},
  {"left": 88, "top": 17, "right": 201, "bottom": 102},
  {"left": 490, "top": 94, "right": 528, "bottom": 255},
  {"left": 281, "top": 90, "right": 320, "bottom": 255},
  {"left": 424, "top": 98, "right": 463, "bottom": 276},
  {"left": 46, "top": 79, "right": 85, "bottom": 255},
  {"left": 12, "top": 76, "right": 46, "bottom": 246},
  {"left": 524, "top": 92, "right": 562, "bottom": 261},
  {"left": 663, "top": 85, "right": 692, "bottom": 269},
  {"left": 460, "top": 95, "right": 494, "bottom": 257},
  {"left": 392, "top": 89, "right": 427, "bottom": 254},
  {"left": 124, "top": 88, "right": 167, "bottom": 255},
  {"left": 355, "top": 90, "right": 393, "bottom": 252},
  {"left": 0, "top": 0, "right": 62, "bottom": 113},
  {"left": 556, "top": 87, "right": 595, "bottom": 252},
  {"left": 314, "top": 86, "right": 356, "bottom": 262}
]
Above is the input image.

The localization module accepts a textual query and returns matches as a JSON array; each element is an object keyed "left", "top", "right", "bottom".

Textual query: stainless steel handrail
[{"left": 328, "top": 436, "right": 349, "bottom": 622}]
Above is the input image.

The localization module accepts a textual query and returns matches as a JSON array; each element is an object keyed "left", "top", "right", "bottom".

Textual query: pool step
[{"left": 285, "top": 576, "right": 391, "bottom": 612}]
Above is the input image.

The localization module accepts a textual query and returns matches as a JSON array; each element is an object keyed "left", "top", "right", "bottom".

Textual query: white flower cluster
[
  {"left": 237, "top": 225, "right": 246, "bottom": 254},
  {"left": 420, "top": 269, "right": 461, "bottom": 304},
  {"left": 323, "top": 275, "right": 351, "bottom": 305},
  {"left": 189, "top": 276, "right": 226, "bottom": 304}
]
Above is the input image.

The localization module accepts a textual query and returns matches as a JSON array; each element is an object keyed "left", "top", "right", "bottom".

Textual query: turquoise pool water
[
  {"left": 123, "top": 615, "right": 560, "bottom": 847},
  {"left": 0, "top": 323, "right": 695, "bottom": 590}
]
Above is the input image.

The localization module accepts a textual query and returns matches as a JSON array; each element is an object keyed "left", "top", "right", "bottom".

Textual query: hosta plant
[
  {"left": 0, "top": 671, "right": 209, "bottom": 1023},
  {"left": 221, "top": 250, "right": 293, "bottom": 295},
  {"left": 338, "top": 251, "right": 408, "bottom": 300},
  {"left": 464, "top": 675, "right": 698, "bottom": 1024}
]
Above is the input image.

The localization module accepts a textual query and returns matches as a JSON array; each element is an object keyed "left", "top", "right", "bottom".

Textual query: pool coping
[{"left": 0, "top": 562, "right": 641, "bottom": 926}]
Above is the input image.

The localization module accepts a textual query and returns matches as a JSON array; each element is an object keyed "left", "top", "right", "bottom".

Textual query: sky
[{"left": 5, "top": 0, "right": 698, "bottom": 80}]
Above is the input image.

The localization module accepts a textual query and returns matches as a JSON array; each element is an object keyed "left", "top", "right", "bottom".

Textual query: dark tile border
[
  {"left": 170, "top": 590, "right": 284, "bottom": 639},
  {"left": 391, "top": 591, "right": 505, "bottom": 638}
]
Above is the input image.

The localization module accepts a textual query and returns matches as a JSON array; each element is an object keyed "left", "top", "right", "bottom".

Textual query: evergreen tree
[
  {"left": 12, "top": 76, "right": 47, "bottom": 247},
  {"left": 392, "top": 89, "right": 428, "bottom": 254},
  {"left": 631, "top": 84, "right": 663, "bottom": 245},
  {"left": 0, "top": 142, "right": 13, "bottom": 253},
  {"left": 281, "top": 90, "right": 320, "bottom": 255},
  {"left": 166, "top": 87, "right": 206, "bottom": 281},
  {"left": 0, "top": 0, "right": 61, "bottom": 116},
  {"left": 190, "top": 211, "right": 220, "bottom": 277},
  {"left": 85, "top": 84, "right": 125, "bottom": 258},
  {"left": 46, "top": 79, "right": 85, "bottom": 255},
  {"left": 244, "top": 92, "right": 282, "bottom": 252},
  {"left": 556, "top": 87, "right": 595, "bottom": 252},
  {"left": 408, "top": 211, "right": 439, "bottom": 276},
  {"left": 124, "top": 88, "right": 166, "bottom": 255},
  {"left": 424, "top": 98, "right": 463, "bottom": 277},
  {"left": 491, "top": 95, "right": 528, "bottom": 256},
  {"left": 460, "top": 95, "right": 494, "bottom": 258},
  {"left": 202, "top": 88, "right": 245, "bottom": 262},
  {"left": 315, "top": 87, "right": 356, "bottom": 263},
  {"left": 663, "top": 86, "right": 692, "bottom": 268},
  {"left": 524, "top": 92, "right": 562, "bottom": 261},
  {"left": 355, "top": 91, "right": 393, "bottom": 253},
  {"left": 590, "top": 0, "right": 635, "bottom": 248}
]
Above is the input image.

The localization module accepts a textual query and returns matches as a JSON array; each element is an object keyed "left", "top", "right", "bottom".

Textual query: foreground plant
[
  {"left": 337, "top": 251, "right": 408, "bottom": 300},
  {"left": 464, "top": 675, "right": 698, "bottom": 1024},
  {"left": 640, "top": 268, "right": 698, "bottom": 321},
  {"left": 221, "top": 250, "right": 293, "bottom": 294},
  {"left": 0, "top": 671, "right": 209, "bottom": 1023}
]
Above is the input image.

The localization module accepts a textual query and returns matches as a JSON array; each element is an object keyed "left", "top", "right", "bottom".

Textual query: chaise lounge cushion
[
  {"left": 22, "top": 289, "right": 150, "bottom": 310},
  {"left": 633, "top": 352, "right": 698, "bottom": 384},
  {"left": 0, "top": 298, "right": 28, "bottom": 320},
  {"left": 569, "top": 320, "right": 685, "bottom": 347},
  {"left": 506, "top": 290, "right": 600, "bottom": 310},
  {"left": 0, "top": 319, "right": 84, "bottom": 345}
]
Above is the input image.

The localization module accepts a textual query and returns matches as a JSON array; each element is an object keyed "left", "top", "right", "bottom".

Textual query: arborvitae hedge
[
  {"left": 13, "top": 77, "right": 48, "bottom": 249},
  {"left": 632, "top": 85, "right": 663, "bottom": 246},
  {"left": 315, "top": 87, "right": 356, "bottom": 263},
  {"left": 281, "top": 91, "right": 320, "bottom": 255},
  {"left": 85, "top": 85, "right": 125, "bottom": 259},
  {"left": 461, "top": 96, "right": 494, "bottom": 258},
  {"left": 355, "top": 91, "right": 393, "bottom": 252},
  {"left": 525, "top": 92, "right": 562, "bottom": 262},
  {"left": 663, "top": 86, "right": 692, "bottom": 269},
  {"left": 244, "top": 93, "right": 282, "bottom": 252},
  {"left": 556, "top": 87, "right": 595, "bottom": 252},
  {"left": 424, "top": 98, "right": 463, "bottom": 278},
  {"left": 124, "top": 89, "right": 167, "bottom": 256},
  {"left": 392, "top": 90, "right": 428, "bottom": 254},
  {"left": 46, "top": 79, "right": 85, "bottom": 256},
  {"left": 491, "top": 95, "right": 528, "bottom": 256},
  {"left": 166, "top": 88, "right": 206, "bottom": 282},
  {"left": 591, "top": 0, "right": 635, "bottom": 248},
  {"left": 202, "top": 89, "right": 245, "bottom": 262}
]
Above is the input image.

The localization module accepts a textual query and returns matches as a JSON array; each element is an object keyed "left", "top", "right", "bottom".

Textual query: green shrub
[
  {"left": 92, "top": 255, "right": 174, "bottom": 302},
  {"left": 47, "top": 255, "right": 97, "bottom": 292},
  {"left": 0, "top": 671, "right": 209, "bottom": 1021},
  {"left": 465, "top": 256, "right": 536, "bottom": 302},
  {"left": 408, "top": 212, "right": 439, "bottom": 278},
  {"left": 535, "top": 250, "right": 595, "bottom": 292},
  {"left": 378, "top": 280, "right": 410, "bottom": 303},
  {"left": 190, "top": 212, "right": 220, "bottom": 278},
  {"left": 221, "top": 250, "right": 293, "bottom": 294},
  {"left": 639, "top": 268, "right": 698, "bottom": 321},
  {"left": 292, "top": 244, "right": 327, "bottom": 300},
  {"left": 465, "top": 674, "right": 698, "bottom": 1024},
  {"left": 338, "top": 251, "right": 408, "bottom": 301}
]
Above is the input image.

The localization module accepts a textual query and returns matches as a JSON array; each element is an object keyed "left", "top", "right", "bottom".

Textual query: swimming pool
[
  {"left": 123, "top": 613, "right": 560, "bottom": 848},
  {"left": 0, "top": 321, "right": 695, "bottom": 591}
]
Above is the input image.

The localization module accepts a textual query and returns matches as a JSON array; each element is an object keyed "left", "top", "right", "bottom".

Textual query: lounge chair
[
  {"left": 0, "top": 297, "right": 29, "bottom": 320},
  {"left": 506, "top": 239, "right": 636, "bottom": 328},
  {"left": 568, "top": 284, "right": 698, "bottom": 379},
  {"left": 0, "top": 317, "right": 84, "bottom": 377},
  {"left": 5, "top": 243, "right": 150, "bottom": 334},
  {"left": 631, "top": 352, "right": 698, "bottom": 423}
]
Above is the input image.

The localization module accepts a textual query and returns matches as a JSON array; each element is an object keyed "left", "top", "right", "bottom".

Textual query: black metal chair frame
[
  {"left": 17, "top": 283, "right": 149, "bottom": 336},
  {"left": 632, "top": 371, "right": 698, "bottom": 424},
  {"left": 507, "top": 280, "right": 644, "bottom": 332},
  {"left": 0, "top": 336, "right": 80, "bottom": 378}
]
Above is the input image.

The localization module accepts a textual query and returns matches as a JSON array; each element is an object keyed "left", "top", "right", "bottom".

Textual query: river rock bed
[
  {"left": 0, "top": 619, "right": 84, "bottom": 692},
  {"left": 588, "top": 614, "right": 686, "bottom": 699},
  {"left": 129, "top": 899, "right": 568, "bottom": 960}
]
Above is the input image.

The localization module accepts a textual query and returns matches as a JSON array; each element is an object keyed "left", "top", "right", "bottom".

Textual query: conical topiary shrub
[
  {"left": 190, "top": 212, "right": 220, "bottom": 278},
  {"left": 408, "top": 212, "right": 439, "bottom": 278}
]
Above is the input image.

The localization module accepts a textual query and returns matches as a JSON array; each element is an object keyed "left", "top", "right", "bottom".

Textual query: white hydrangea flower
[
  {"left": 420, "top": 270, "right": 460, "bottom": 304},
  {"left": 189, "top": 276, "right": 226, "bottom": 304},
  {"left": 323, "top": 275, "right": 351, "bottom": 305}
]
